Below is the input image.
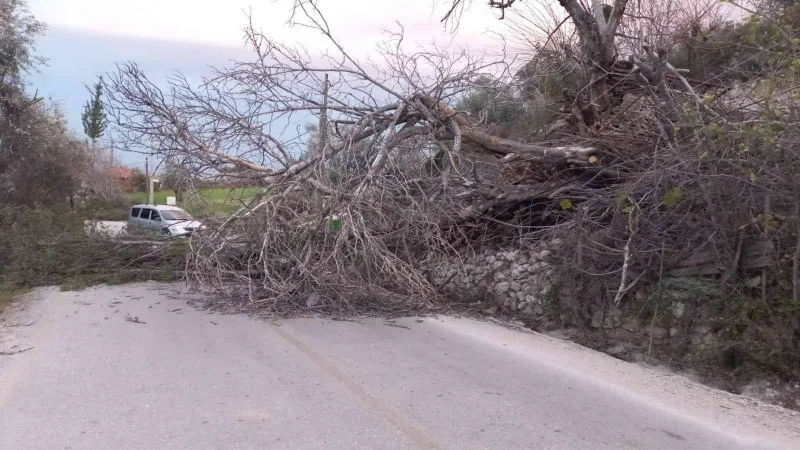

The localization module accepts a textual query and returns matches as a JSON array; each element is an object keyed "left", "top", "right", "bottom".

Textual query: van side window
[
  {"left": 151, "top": 210, "right": 161, "bottom": 221},
  {"left": 131, "top": 207, "right": 141, "bottom": 218},
  {"left": 141, "top": 209, "right": 152, "bottom": 220}
]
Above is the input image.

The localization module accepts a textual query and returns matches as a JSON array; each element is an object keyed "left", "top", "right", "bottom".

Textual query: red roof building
[{"left": 107, "top": 167, "right": 134, "bottom": 191}]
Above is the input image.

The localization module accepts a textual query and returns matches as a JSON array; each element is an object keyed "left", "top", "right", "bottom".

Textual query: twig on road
[
  {"left": 383, "top": 321, "right": 411, "bottom": 330},
  {"left": 0, "top": 347, "right": 34, "bottom": 355},
  {"left": 330, "top": 317, "right": 364, "bottom": 324},
  {"left": 125, "top": 314, "right": 147, "bottom": 324},
  {"left": 484, "top": 317, "right": 534, "bottom": 334}
]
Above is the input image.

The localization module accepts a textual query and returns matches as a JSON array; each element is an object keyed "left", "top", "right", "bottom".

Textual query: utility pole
[
  {"left": 318, "top": 73, "right": 329, "bottom": 159},
  {"left": 149, "top": 176, "right": 154, "bottom": 205},
  {"left": 311, "top": 73, "right": 329, "bottom": 212},
  {"left": 145, "top": 157, "right": 153, "bottom": 204}
]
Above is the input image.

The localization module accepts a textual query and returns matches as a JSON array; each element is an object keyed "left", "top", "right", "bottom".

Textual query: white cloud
[
  {"left": 29, "top": 0, "right": 251, "bottom": 45},
  {"left": 28, "top": 0, "right": 507, "bottom": 54}
]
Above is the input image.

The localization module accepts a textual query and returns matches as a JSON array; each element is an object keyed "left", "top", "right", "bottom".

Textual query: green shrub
[{"left": 0, "top": 284, "right": 32, "bottom": 313}]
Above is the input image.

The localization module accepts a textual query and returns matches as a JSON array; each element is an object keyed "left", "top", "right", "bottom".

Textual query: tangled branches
[
  {"left": 107, "top": 2, "right": 800, "bottom": 366},
  {"left": 106, "top": 5, "right": 601, "bottom": 315}
]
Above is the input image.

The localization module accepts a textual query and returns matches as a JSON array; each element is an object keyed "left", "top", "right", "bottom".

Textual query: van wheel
[{"left": 162, "top": 228, "right": 171, "bottom": 236}]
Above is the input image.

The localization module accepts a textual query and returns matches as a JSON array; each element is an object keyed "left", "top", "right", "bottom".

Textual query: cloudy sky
[{"left": 26, "top": 0, "right": 509, "bottom": 169}]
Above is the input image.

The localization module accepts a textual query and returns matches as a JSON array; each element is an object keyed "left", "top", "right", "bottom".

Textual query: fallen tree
[
  {"left": 107, "top": 0, "right": 800, "bottom": 335},
  {"left": 105, "top": 2, "right": 615, "bottom": 314}
]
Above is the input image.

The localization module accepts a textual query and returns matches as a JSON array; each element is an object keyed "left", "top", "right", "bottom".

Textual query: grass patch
[
  {"left": 60, "top": 277, "right": 90, "bottom": 292},
  {"left": 127, "top": 190, "right": 173, "bottom": 205},
  {"left": 0, "top": 284, "right": 32, "bottom": 314},
  {"left": 59, "top": 270, "right": 180, "bottom": 292},
  {"left": 167, "top": 240, "right": 189, "bottom": 258},
  {"left": 126, "top": 186, "right": 261, "bottom": 216}
]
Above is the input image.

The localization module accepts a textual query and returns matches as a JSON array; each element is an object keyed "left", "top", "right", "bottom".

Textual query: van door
[
  {"left": 129, "top": 207, "right": 142, "bottom": 227},
  {"left": 149, "top": 209, "right": 164, "bottom": 231},
  {"left": 137, "top": 208, "right": 152, "bottom": 228}
]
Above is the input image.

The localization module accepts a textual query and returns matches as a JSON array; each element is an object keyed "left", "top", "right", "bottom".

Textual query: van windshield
[{"left": 161, "top": 210, "right": 193, "bottom": 220}]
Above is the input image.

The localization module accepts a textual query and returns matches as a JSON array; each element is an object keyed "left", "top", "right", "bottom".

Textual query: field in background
[{"left": 126, "top": 187, "right": 261, "bottom": 216}]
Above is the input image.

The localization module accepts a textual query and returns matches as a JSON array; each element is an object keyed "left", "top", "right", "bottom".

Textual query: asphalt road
[
  {"left": 84, "top": 220, "right": 127, "bottom": 237},
  {"left": 1, "top": 283, "right": 798, "bottom": 450}
]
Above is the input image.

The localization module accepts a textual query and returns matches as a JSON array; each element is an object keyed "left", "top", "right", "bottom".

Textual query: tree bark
[
  {"left": 794, "top": 187, "right": 800, "bottom": 302},
  {"left": 556, "top": 0, "right": 629, "bottom": 124},
  {"left": 414, "top": 94, "right": 596, "bottom": 163},
  {"left": 763, "top": 195, "right": 771, "bottom": 303}
]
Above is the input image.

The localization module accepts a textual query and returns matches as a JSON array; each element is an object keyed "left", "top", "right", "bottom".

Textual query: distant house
[{"left": 107, "top": 167, "right": 134, "bottom": 191}]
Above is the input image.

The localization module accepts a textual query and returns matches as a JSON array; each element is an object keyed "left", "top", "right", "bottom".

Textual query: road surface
[
  {"left": 84, "top": 220, "right": 127, "bottom": 237},
  {"left": 1, "top": 283, "right": 798, "bottom": 449}
]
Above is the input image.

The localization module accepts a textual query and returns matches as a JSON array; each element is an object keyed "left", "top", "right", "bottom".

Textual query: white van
[{"left": 127, "top": 204, "right": 202, "bottom": 237}]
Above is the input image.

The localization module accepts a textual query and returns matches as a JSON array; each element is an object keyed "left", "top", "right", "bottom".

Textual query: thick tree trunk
[
  {"left": 557, "top": 0, "right": 629, "bottom": 125},
  {"left": 460, "top": 127, "right": 595, "bottom": 163},
  {"left": 415, "top": 95, "right": 596, "bottom": 163},
  {"left": 794, "top": 187, "right": 800, "bottom": 302}
]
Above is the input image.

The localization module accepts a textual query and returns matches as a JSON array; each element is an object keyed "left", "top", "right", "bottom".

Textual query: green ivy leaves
[{"left": 662, "top": 187, "right": 684, "bottom": 208}]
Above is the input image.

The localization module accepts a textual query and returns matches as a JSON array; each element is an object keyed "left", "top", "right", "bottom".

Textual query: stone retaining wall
[
  {"left": 432, "top": 241, "right": 716, "bottom": 349},
  {"left": 432, "top": 239, "right": 562, "bottom": 315}
]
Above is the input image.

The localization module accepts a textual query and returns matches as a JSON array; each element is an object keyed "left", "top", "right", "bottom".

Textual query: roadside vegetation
[
  {"left": 0, "top": 0, "right": 185, "bottom": 296},
  {"left": 0, "top": 285, "right": 31, "bottom": 314},
  {"left": 0, "top": 205, "right": 185, "bottom": 292}
]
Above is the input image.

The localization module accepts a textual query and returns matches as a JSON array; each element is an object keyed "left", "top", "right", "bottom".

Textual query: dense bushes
[{"left": 0, "top": 0, "right": 152, "bottom": 291}]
